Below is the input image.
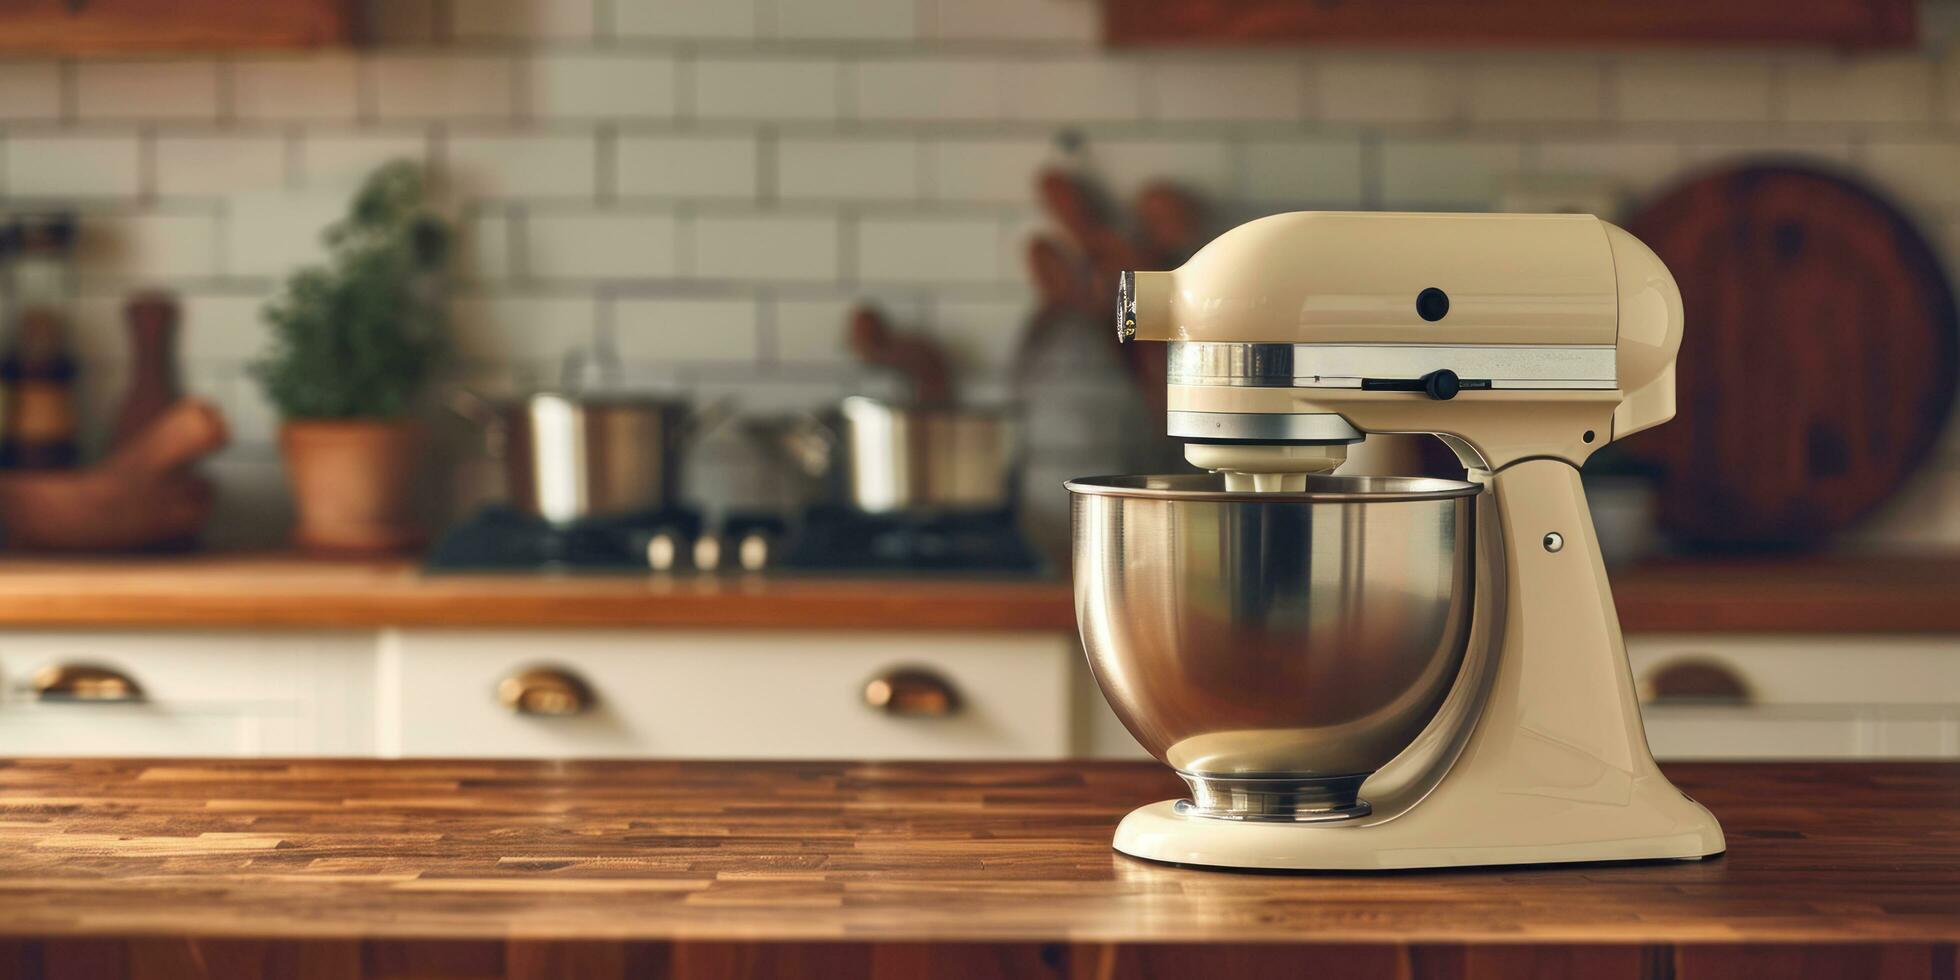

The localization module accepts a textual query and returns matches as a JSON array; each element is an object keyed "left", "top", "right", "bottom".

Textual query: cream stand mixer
[{"left": 1066, "top": 211, "right": 1725, "bottom": 871}]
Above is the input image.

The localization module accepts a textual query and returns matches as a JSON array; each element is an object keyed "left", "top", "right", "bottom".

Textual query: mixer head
[{"left": 1117, "top": 211, "right": 1685, "bottom": 478}]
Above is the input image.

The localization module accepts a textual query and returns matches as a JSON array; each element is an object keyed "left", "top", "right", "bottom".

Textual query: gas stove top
[
  {"left": 775, "top": 506, "right": 1042, "bottom": 572},
  {"left": 425, "top": 506, "right": 1043, "bottom": 575}
]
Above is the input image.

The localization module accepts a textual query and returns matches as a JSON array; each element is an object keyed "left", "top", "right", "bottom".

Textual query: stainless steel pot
[
  {"left": 1067, "top": 473, "right": 1480, "bottom": 819},
  {"left": 753, "top": 396, "right": 1021, "bottom": 514},
  {"left": 457, "top": 391, "right": 726, "bottom": 524}
]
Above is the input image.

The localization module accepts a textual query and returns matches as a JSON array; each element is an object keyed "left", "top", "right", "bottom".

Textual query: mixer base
[{"left": 1112, "top": 798, "right": 1724, "bottom": 872}]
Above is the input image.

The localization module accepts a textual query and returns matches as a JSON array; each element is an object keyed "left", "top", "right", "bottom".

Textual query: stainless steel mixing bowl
[{"left": 1067, "top": 473, "right": 1480, "bottom": 820}]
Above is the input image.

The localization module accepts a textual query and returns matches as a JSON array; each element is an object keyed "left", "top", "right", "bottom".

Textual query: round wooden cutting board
[{"left": 1620, "top": 164, "right": 1958, "bottom": 549}]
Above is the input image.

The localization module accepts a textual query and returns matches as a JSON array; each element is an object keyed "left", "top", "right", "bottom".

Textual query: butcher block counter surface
[
  {"left": 0, "top": 553, "right": 1952, "bottom": 633},
  {"left": 0, "top": 759, "right": 1954, "bottom": 978}
]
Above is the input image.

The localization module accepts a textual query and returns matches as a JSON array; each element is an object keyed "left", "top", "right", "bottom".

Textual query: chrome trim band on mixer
[
  {"left": 1167, "top": 341, "right": 1619, "bottom": 389},
  {"left": 1064, "top": 473, "right": 1481, "bottom": 503},
  {"left": 1166, "top": 410, "right": 1365, "bottom": 444},
  {"left": 1174, "top": 773, "right": 1375, "bottom": 822}
]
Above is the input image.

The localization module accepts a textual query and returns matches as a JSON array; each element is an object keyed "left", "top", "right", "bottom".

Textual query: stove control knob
[
  {"left": 693, "top": 534, "right": 722, "bottom": 572},
  {"left": 646, "top": 531, "right": 680, "bottom": 571},
  {"left": 1422, "top": 369, "right": 1461, "bottom": 401},
  {"left": 736, "top": 530, "right": 772, "bottom": 572}
]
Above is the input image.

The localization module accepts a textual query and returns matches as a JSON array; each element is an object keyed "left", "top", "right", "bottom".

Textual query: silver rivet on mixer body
[{"left": 1543, "top": 532, "right": 1564, "bottom": 553}]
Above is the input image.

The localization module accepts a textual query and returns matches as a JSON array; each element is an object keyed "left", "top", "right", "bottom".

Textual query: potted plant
[{"left": 251, "top": 161, "right": 449, "bottom": 555}]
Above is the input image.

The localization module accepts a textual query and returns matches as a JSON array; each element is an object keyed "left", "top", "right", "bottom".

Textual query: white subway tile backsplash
[
  {"left": 1239, "top": 138, "right": 1365, "bottom": 205},
  {"left": 773, "top": 294, "right": 876, "bottom": 364},
  {"left": 692, "top": 57, "right": 841, "bottom": 120},
  {"left": 1677, "top": 136, "right": 1855, "bottom": 170},
  {"left": 3, "top": 135, "right": 143, "bottom": 198},
  {"left": 926, "top": 138, "right": 1049, "bottom": 204},
  {"left": 615, "top": 135, "right": 759, "bottom": 200},
  {"left": 175, "top": 293, "right": 268, "bottom": 362},
  {"left": 1314, "top": 56, "right": 1458, "bottom": 123},
  {"left": 1615, "top": 57, "right": 1773, "bottom": 122},
  {"left": 1533, "top": 140, "right": 1686, "bottom": 199},
  {"left": 774, "top": 0, "right": 915, "bottom": 40},
  {"left": 1465, "top": 59, "right": 1605, "bottom": 123},
  {"left": 853, "top": 59, "right": 1003, "bottom": 121},
  {"left": 224, "top": 193, "right": 346, "bottom": 277},
  {"left": 451, "top": 0, "right": 596, "bottom": 40},
  {"left": 527, "top": 211, "right": 678, "bottom": 280},
  {"left": 525, "top": 54, "right": 677, "bottom": 120},
  {"left": 1783, "top": 55, "right": 1934, "bottom": 124},
  {"left": 446, "top": 134, "right": 597, "bottom": 199},
  {"left": 616, "top": 0, "right": 757, "bottom": 39},
  {"left": 776, "top": 138, "right": 920, "bottom": 201},
  {"left": 78, "top": 212, "right": 221, "bottom": 281},
  {"left": 156, "top": 136, "right": 288, "bottom": 197},
  {"left": 857, "top": 216, "right": 1000, "bottom": 283},
  {"left": 1083, "top": 138, "right": 1234, "bottom": 199},
  {"left": 1144, "top": 59, "right": 1309, "bottom": 122},
  {"left": 299, "top": 133, "right": 430, "bottom": 188},
  {"left": 372, "top": 55, "right": 516, "bottom": 121},
  {"left": 76, "top": 61, "right": 220, "bottom": 122},
  {"left": 1864, "top": 143, "right": 1960, "bottom": 208},
  {"left": 233, "top": 57, "right": 362, "bottom": 122},
  {"left": 930, "top": 295, "right": 1032, "bottom": 373},
  {"left": 450, "top": 292, "right": 598, "bottom": 361},
  {"left": 924, "top": 0, "right": 1096, "bottom": 42},
  {"left": 458, "top": 208, "right": 515, "bottom": 282},
  {"left": 5, "top": 1, "right": 1960, "bottom": 546},
  {"left": 691, "top": 214, "right": 842, "bottom": 283},
  {"left": 998, "top": 59, "right": 1143, "bottom": 121},
  {"left": 1379, "top": 139, "right": 1523, "bottom": 209},
  {"left": 612, "top": 297, "right": 762, "bottom": 363},
  {"left": 0, "top": 62, "right": 61, "bottom": 122}
]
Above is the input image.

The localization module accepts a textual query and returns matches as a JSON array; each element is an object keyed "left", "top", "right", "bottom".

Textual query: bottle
[
  {"left": 0, "top": 213, "right": 80, "bottom": 469},
  {"left": 111, "top": 292, "right": 182, "bottom": 449}
]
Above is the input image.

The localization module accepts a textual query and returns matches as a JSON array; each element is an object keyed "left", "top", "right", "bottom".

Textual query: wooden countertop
[
  {"left": 0, "top": 553, "right": 1949, "bottom": 633},
  {"left": 0, "top": 760, "right": 1953, "bottom": 978},
  {"left": 0, "top": 557, "right": 1078, "bottom": 631}
]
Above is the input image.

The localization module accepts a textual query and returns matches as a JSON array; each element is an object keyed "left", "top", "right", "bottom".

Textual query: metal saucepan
[
  {"left": 751, "top": 395, "right": 1022, "bottom": 514},
  {"left": 455, "top": 391, "right": 730, "bottom": 524}
]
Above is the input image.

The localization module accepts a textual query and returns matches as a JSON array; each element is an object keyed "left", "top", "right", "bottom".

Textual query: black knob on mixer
[{"left": 1422, "top": 369, "right": 1461, "bottom": 400}]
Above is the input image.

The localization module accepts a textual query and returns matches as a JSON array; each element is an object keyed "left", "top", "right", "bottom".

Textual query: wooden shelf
[
  {"left": 0, "top": 0, "right": 353, "bottom": 55},
  {"left": 1104, "top": 0, "right": 1917, "bottom": 49},
  {"left": 0, "top": 759, "right": 1953, "bottom": 977},
  {"left": 0, "top": 553, "right": 1947, "bottom": 633}
]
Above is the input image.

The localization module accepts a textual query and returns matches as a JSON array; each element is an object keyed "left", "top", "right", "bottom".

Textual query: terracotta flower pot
[{"left": 279, "top": 419, "right": 425, "bottom": 556}]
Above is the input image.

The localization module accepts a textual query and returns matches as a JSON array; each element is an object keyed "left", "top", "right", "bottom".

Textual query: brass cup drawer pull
[
  {"left": 497, "top": 667, "right": 593, "bottom": 717},
  {"left": 34, "top": 664, "right": 144, "bottom": 703},
  {"left": 1638, "top": 658, "right": 1751, "bottom": 707},
  {"left": 864, "top": 667, "right": 960, "bottom": 717}
]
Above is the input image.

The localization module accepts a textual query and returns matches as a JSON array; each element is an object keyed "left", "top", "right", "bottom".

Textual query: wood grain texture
[
  {"left": 1103, "top": 0, "right": 1918, "bottom": 48},
  {"left": 0, "top": 554, "right": 1954, "bottom": 633},
  {"left": 0, "top": 557, "right": 1079, "bottom": 631},
  {"left": 1623, "top": 165, "right": 1959, "bottom": 548},
  {"left": 0, "top": 760, "right": 1953, "bottom": 972},
  {"left": 0, "top": 0, "right": 352, "bottom": 54}
]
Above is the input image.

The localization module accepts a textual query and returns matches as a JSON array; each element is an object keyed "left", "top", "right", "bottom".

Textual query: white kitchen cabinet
[
  {"left": 0, "top": 632, "right": 375, "bottom": 756},
  {"left": 0, "top": 626, "right": 1947, "bottom": 762},
  {"left": 382, "top": 629, "right": 1078, "bottom": 760},
  {"left": 1628, "top": 635, "right": 1960, "bottom": 760}
]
